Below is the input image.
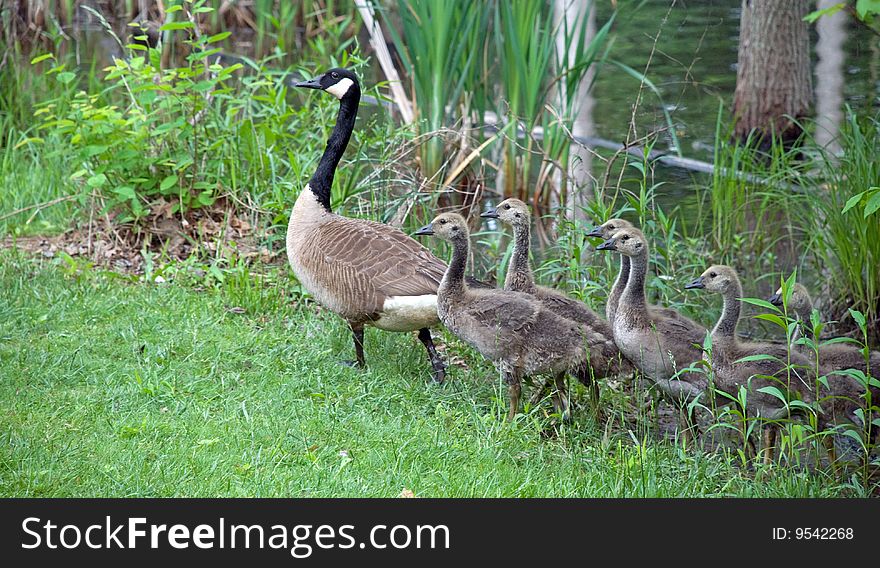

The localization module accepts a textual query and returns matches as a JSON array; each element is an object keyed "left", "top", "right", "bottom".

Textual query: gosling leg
[
  {"left": 551, "top": 373, "right": 571, "bottom": 423},
  {"left": 417, "top": 327, "right": 446, "bottom": 384},
  {"left": 575, "top": 367, "right": 603, "bottom": 422},
  {"left": 762, "top": 425, "right": 777, "bottom": 466},
  {"left": 504, "top": 370, "right": 522, "bottom": 422}
]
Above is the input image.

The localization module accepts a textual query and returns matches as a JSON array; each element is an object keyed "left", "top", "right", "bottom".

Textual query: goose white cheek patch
[{"left": 325, "top": 77, "right": 354, "bottom": 100}]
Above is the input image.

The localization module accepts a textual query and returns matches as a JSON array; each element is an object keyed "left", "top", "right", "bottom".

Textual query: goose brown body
[{"left": 287, "top": 190, "right": 444, "bottom": 332}]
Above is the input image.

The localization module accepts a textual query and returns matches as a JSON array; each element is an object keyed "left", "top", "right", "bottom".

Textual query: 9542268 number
[{"left": 772, "top": 528, "right": 854, "bottom": 540}]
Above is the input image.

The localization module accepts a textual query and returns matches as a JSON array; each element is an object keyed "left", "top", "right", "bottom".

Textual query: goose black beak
[
  {"left": 768, "top": 292, "right": 783, "bottom": 306},
  {"left": 414, "top": 223, "right": 434, "bottom": 237},
  {"left": 586, "top": 226, "right": 604, "bottom": 238},
  {"left": 596, "top": 238, "right": 616, "bottom": 251},
  {"left": 684, "top": 277, "right": 705, "bottom": 290},
  {"left": 294, "top": 76, "right": 323, "bottom": 89},
  {"left": 480, "top": 207, "right": 499, "bottom": 219}
]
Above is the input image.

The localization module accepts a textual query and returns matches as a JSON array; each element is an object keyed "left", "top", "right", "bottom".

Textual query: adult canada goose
[
  {"left": 597, "top": 228, "right": 708, "bottom": 406},
  {"left": 769, "top": 283, "right": 880, "bottom": 436},
  {"left": 686, "top": 266, "right": 823, "bottom": 463},
  {"left": 481, "top": 198, "right": 627, "bottom": 415},
  {"left": 288, "top": 68, "right": 450, "bottom": 382},
  {"left": 586, "top": 219, "right": 681, "bottom": 324},
  {"left": 416, "top": 213, "right": 611, "bottom": 421}
]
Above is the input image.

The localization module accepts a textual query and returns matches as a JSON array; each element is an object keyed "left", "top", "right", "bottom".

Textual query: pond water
[{"left": 591, "top": 0, "right": 878, "bottom": 216}]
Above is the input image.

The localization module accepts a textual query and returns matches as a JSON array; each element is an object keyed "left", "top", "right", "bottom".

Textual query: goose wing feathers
[{"left": 314, "top": 217, "right": 447, "bottom": 310}]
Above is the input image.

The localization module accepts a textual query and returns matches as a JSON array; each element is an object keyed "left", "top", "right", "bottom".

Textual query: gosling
[{"left": 416, "top": 213, "right": 612, "bottom": 421}]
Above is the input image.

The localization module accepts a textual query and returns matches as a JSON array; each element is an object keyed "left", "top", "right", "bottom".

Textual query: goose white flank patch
[{"left": 377, "top": 295, "right": 439, "bottom": 332}]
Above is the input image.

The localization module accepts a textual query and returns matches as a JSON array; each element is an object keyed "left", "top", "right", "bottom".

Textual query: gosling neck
[
  {"left": 308, "top": 86, "right": 361, "bottom": 211},
  {"left": 713, "top": 280, "right": 743, "bottom": 341},
  {"left": 507, "top": 222, "right": 535, "bottom": 290},
  {"left": 621, "top": 249, "right": 649, "bottom": 313},
  {"left": 610, "top": 255, "right": 630, "bottom": 308},
  {"left": 440, "top": 233, "right": 470, "bottom": 298}
]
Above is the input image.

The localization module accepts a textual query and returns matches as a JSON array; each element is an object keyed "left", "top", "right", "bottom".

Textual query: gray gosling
[
  {"left": 482, "top": 198, "right": 628, "bottom": 417},
  {"left": 686, "top": 266, "right": 825, "bottom": 464},
  {"left": 416, "top": 213, "right": 609, "bottom": 422}
]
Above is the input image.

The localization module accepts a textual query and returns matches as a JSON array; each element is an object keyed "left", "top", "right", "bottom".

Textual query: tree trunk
[
  {"left": 732, "top": 0, "right": 812, "bottom": 147},
  {"left": 814, "top": 0, "right": 846, "bottom": 154}
]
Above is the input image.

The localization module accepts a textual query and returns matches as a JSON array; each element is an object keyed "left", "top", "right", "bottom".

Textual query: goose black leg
[
  {"left": 417, "top": 328, "right": 446, "bottom": 383},
  {"left": 349, "top": 322, "right": 366, "bottom": 369}
]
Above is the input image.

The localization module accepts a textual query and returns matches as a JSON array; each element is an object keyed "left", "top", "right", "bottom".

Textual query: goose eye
[{"left": 331, "top": 71, "right": 339, "bottom": 79}]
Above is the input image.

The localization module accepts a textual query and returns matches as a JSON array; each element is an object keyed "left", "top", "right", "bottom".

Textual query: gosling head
[
  {"left": 685, "top": 265, "right": 739, "bottom": 295},
  {"left": 414, "top": 212, "right": 469, "bottom": 243},
  {"left": 480, "top": 198, "right": 530, "bottom": 228},
  {"left": 596, "top": 227, "right": 647, "bottom": 257},
  {"left": 768, "top": 282, "right": 812, "bottom": 316},
  {"left": 586, "top": 218, "right": 634, "bottom": 239},
  {"left": 293, "top": 67, "right": 360, "bottom": 100}
]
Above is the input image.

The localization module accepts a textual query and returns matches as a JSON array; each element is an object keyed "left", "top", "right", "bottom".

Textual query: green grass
[{"left": 0, "top": 251, "right": 847, "bottom": 497}]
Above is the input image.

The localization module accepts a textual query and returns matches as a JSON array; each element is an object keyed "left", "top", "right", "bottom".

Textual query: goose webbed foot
[{"left": 417, "top": 328, "right": 446, "bottom": 384}]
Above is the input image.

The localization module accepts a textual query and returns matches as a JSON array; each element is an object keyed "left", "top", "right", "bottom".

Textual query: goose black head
[{"left": 294, "top": 68, "right": 360, "bottom": 100}]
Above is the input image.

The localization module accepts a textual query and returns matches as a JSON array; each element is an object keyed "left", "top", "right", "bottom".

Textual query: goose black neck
[
  {"left": 509, "top": 223, "right": 534, "bottom": 287},
  {"left": 713, "top": 280, "right": 743, "bottom": 340},
  {"left": 622, "top": 251, "right": 648, "bottom": 311},
  {"left": 440, "top": 234, "right": 469, "bottom": 297},
  {"left": 309, "top": 87, "right": 360, "bottom": 211}
]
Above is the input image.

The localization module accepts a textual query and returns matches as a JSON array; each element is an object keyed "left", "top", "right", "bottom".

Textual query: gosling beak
[
  {"left": 596, "top": 238, "right": 616, "bottom": 251},
  {"left": 294, "top": 76, "right": 323, "bottom": 89},
  {"left": 414, "top": 223, "right": 434, "bottom": 237},
  {"left": 768, "top": 292, "right": 783, "bottom": 306},
  {"left": 684, "top": 276, "right": 705, "bottom": 290},
  {"left": 480, "top": 207, "right": 499, "bottom": 219},
  {"left": 586, "top": 226, "right": 604, "bottom": 238}
]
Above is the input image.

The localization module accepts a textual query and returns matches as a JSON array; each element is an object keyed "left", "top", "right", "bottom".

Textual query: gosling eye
[
  {"left": 709, "top": 272, "right": 717, "bottom": 278},
  {"left": 503, "top": 204, "right": 511, "bottom": 210},
  {"left": 514, "top": 213, "right": 521, "bottom": 218},
  {"left": 621, "top": 235, "right": 630, "bottom": 241},
  {"left": 439, "top": 219, "right": 447, "bottom": 225}
]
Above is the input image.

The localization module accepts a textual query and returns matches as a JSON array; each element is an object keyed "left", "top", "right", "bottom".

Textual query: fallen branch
[{"left": 0, "top": 195, "right": 79, "bottom": 223}]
